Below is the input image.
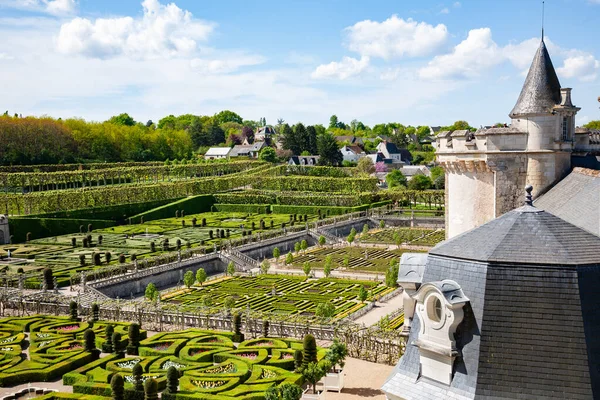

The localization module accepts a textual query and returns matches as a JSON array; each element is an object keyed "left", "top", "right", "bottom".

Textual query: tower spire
[{"left": 541, "top": 1, "right": 545, "bottom": 41}]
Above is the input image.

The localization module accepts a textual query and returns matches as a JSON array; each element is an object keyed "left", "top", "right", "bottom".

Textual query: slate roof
[
  {"left": 534, "top": 167, "right": 600, "bottom": 236},
  {"left": 229, "top": 145, "right": 251, "bottom": 157},
  {"left": 384, "top": 200, "right": 600, "bottom": 400},
  {"left": 430, "top": 203, "right": 600, "bottom": 264},
  {"left": 510, "top": 39, "right": 562, "bottom": 116}
]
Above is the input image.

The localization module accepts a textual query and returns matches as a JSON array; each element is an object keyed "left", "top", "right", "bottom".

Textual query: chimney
[{"left": 560, "top": 88, "right": 573, "bottom": 107}]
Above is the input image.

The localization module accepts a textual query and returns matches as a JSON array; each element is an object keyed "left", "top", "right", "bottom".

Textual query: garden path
[
  {"left": 323, "top": 357, "right": 393, "bottom": 400},
  {"left": 352, "top": 295, "right": 403, "bottom": 327}
]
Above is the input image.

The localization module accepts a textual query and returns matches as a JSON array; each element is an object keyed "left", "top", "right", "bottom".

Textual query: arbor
[
  {"left": 259, "top": 147, "right": 277, "bottom": 163},
  {"left": 145, "top": 283, "right": 158, "bottom": 302},
  {"left": 356, "top": 157, "right": 375, "bottom": 174},
  {"left": 183, "top": 270, "right": 195, "bottom": 288},
  {"left": 408, "top": 175, "right": 433, "bottom": 190},
  {"left": 196, "top": 268, "right": 207, "bottom": 286},
  {"left": 317, "top": 132, "right": 343, "bottom": 166},
  {"left": 386, "top": 169, "right": 407, "bottom": 188}
]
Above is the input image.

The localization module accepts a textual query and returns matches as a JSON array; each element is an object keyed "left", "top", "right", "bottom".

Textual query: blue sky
[{"left": 0, "top": 0, "right": 599, "bottom": 127}]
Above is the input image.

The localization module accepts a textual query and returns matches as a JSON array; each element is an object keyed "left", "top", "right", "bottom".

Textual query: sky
[{"left": 0, "top": 0, "right": 599, "bottom": 128}]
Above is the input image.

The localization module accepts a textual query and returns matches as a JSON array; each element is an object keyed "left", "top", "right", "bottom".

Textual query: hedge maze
[
  {"left": 0, "top": 316, "right": 321, "bottom": 399},
  {"left": 360, "top": 227, "right": 446, "bottom": 247},
  {"left": 163, "top": 275, "right": 393, "bottom": 320},
  {"left": 288, "top": 246, "right": 415, "bottom": 273}
]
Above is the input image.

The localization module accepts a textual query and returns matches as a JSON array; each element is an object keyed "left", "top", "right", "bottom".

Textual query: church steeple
[{"left": 510, "top": 39, "right": 562, "bottom": 117}]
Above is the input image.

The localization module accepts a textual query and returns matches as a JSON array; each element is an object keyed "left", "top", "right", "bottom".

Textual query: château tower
[{"left": 436, "top": 39, "right": 580, "bottom": 238}]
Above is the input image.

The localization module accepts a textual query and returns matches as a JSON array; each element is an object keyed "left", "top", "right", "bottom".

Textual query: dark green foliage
[
  {"left": 302, "top": 334, "right": 317, "bottom": 369},
  {"left": 119, "top": 254, "right": 126, "bottom": 263},
  {"left": 127, "top": 323, "right": 140, "bottom": 355},
  {"left": 143, "top": 378, "right": 158, "bottom": 400},
  {"left": 43, "top": 268, "right": 53, "bottom": 290},
  {"left": 102, "top": 325, "right": 114, "bottom": 353},
  {"left": 111, "top": 373, "right": 125, "bottom": 400},
  {"left": 104, "top": 251, "right": 111, "bottom": 264},
  {"left": 232, "top": 313, "right": 244, "bottom": 342},
  {"left": 294, "top": 349, "right": 303, "bottom": 371},
  {"left": 84, "top": 329, "right": 95, "bottom": 351},
  {"left": 79, "top": 254, "right": 86, "bottom": 266},
  {"left": 265, "top": 383, "right": 303, "bottom": 400},
  {"left": 317, "top": 132, "right": 343, "bottom": 166},
  {"left": 91, "top": 303, "right": 99, "bottom": 321},
  {"left": 69, "top": 301, "right": 78, "bottom": 320},
  {"left": 93, "top": 253, "right": 101, "bottom": 266},
  {"left": 112, "top": 332, "right": 122, "bottom": 354},
  {"left": 262, "top": 320, "right": 269, "bottom": 338},
  {"left": 133, "top": 363, "right": 144, "bottom": 392},
  {"left": 165, "top": 366, "right": 179, "bottom": 394}
]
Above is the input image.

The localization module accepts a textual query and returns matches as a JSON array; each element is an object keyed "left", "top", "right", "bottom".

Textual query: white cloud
[
  {"left": 344, "top": 15, "right": 448, "bottom": 59},
  {"left": 379, "top": 67, "right": 405, "bottom": 81},
  {"left": 190, "top": 53, "right": 266, "bottom": 74},
  {"left": 55, "top": 0, "right": 214, "bottom": 59},
  {"left": 439, "top": 8, "right": 450, "bottom": 14},
  {"left": 453, "top": 2, "right": 461, "bottom": 7},
  {"left": 0, "top": 52, "right": 14, "bottom": 60},
  {"left": 0, "top": 0, "right": 76, "bottom": 15},
  {"left": 311, "top": 56, "right": 370, "bottom": 80},
  {"left": 558, "top": 54, "right": 600, "bottom": 81},
  {"left": 419, "top": 28, "right": 500, "bottom": 80}
]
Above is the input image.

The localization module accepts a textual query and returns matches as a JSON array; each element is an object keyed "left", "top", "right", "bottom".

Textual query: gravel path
[
  {"left": 353, "top": 295, "right": 403, "bottom": 327},
  {"left": 323, "top": 357, "right": 393, "bottom": 400}
]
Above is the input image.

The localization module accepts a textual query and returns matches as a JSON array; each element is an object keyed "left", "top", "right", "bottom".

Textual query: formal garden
[
  {"left": 0, "top": 315, "right": 350, "bottom": 400},
  {"left": 161, "top": 275, "right": 393, "bottom": 321},
  {"left": 283, "top": 246, "right": 415, "bottom": 274},
  {"left": 359, "top": 227, "right": 445, "bottom": 247}
]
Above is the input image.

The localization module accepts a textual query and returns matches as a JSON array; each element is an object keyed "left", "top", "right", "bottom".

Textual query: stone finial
[{"left": 525, "top": 185, "right": 534, "bottom": 206}]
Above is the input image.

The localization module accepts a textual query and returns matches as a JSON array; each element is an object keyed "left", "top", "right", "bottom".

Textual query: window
[
  {"left": 427, "top": 296, "right": 443, "bottom": 322},
  {"left": 562, "top": 116, "right": 569, "bottom": 141}
]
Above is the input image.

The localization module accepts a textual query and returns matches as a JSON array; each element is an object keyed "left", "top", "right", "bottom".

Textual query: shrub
[
  {"left": 91, "top": 303, "right": 99, "bottom": 321},
  {"left": 359, "top": 286, "right": 368, "bottom": 303},
  {"left": 325, "top": 339, "right": 348, "bottom": 370},
  {"left": 272, "top": 247, "right": 280, "bottom": 261},
  {"left": 165, "top": 366, "right": 178, "bottom": 394},
  {"left": 302, "top": 334, "right": 317, "bottom": 369},
  {"left": 105, "top": 251, "right": 111, "bottom": 264},
  {"left": 227, "top": 262, "right": 235, "bottom": 276},
  {"left": 183, "top": 271, "right": 194, "bottom": 288},
  {"left": 318, "top": 235, "right": 326, "bottom": 246},
  {"left": 145, "top": 283, "right": 158, "bottom": 302},
  {"left": 72, "top": 237, "right": 77, "bottom": 247},
  {"left": 232, "top": 313, "right": 244, "bottom": 343},
  {"left": 111, "top": 373, "right": 125, "bottom": 400},
  {"left": 224, "top": 296, "right": 235, "bottom": 310},
  {"left": 315, "top": 303, "right": 335, "bottom": 318},
  {"left": 119, "top": 254, "right": 126, "bottom": 263},
  {"left": 303, "top": 262, "right": 311, "bottom": 278},
  {"left": 112, "top": 332, "right": 122, "bottom": 354},
  {"left": 131, "top": 363, "right": 144, "bottom": 392},
  {"left": 43, "top": 268, "right": 54, "bottom": 290},
  {"left": 294, "top": 349, "right": 303, "bottom": 372},
  {"left": 69, "top": 301, "right": 78, "bottom": 320},
  {"left": 195, "top": 268, "right": 207, "bottom": 286},
  {"left": 260, "top": 259, "right": 270, "bottom": 274},
  {"left": 265, "top": 383, "right": 303, "bottom": 400},
  {"left": 144, "top": 378, "right": 158, "bottom": 400},
  {"left": 262, "top": 320, "right": 269, "bottom": 338},
  {"left": 127, "top": 323, "right": 141, "bottom": 355},
  {"left": 93, "top": 253, "right": 101, "bottom": 266},
  {"left": 303, "top": 361, "right": 330, "bottom": 394},
  {"left": 285, "top": 253, "right": 293, "bottom": 265},
  {"left": 84, "top": 329, "right": 96, "bottom": 351},
  {"left": 102, "top": 325, "right": 114, "bottom": 353}
]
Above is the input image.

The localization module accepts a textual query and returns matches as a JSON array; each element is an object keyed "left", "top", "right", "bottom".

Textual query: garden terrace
[
  {"left": 360, "top": 227, "right": 446, "bottom": 247},
  {"left": 0, "top": 160, "right": 262, "bottom": 194},
  {"left": 286, "top": 246, "right": 421, "bottom": 274},
  {"left": 1, "top": 212, "right": 315, "bottom": 288},
  {"left": 161, "top": 275, "right": 393, "bottom": 321}
]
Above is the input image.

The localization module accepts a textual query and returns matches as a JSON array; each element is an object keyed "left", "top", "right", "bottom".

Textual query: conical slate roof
[
  {"left": 430, "top": 203, "right": 600, "bottom": 265},
  {"left": 510, "top": 39, "right": 562, "bottom": 116}
]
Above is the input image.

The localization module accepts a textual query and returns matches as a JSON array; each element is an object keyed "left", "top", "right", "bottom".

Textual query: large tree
[
  {"left": 108, "top": 113, "right": 135, "bottom": 126},
  {"left": 306, "top": 125, "right": 318, "bottom": 154},
  {"left": 317, "top": 132, "right": 343, "bottom": 166},
  {"left": 281, "top": 123, "right": 301, "bottom": 155},
  {"left": 213, "top": 110, "right": 243, "bottom": 125}
]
